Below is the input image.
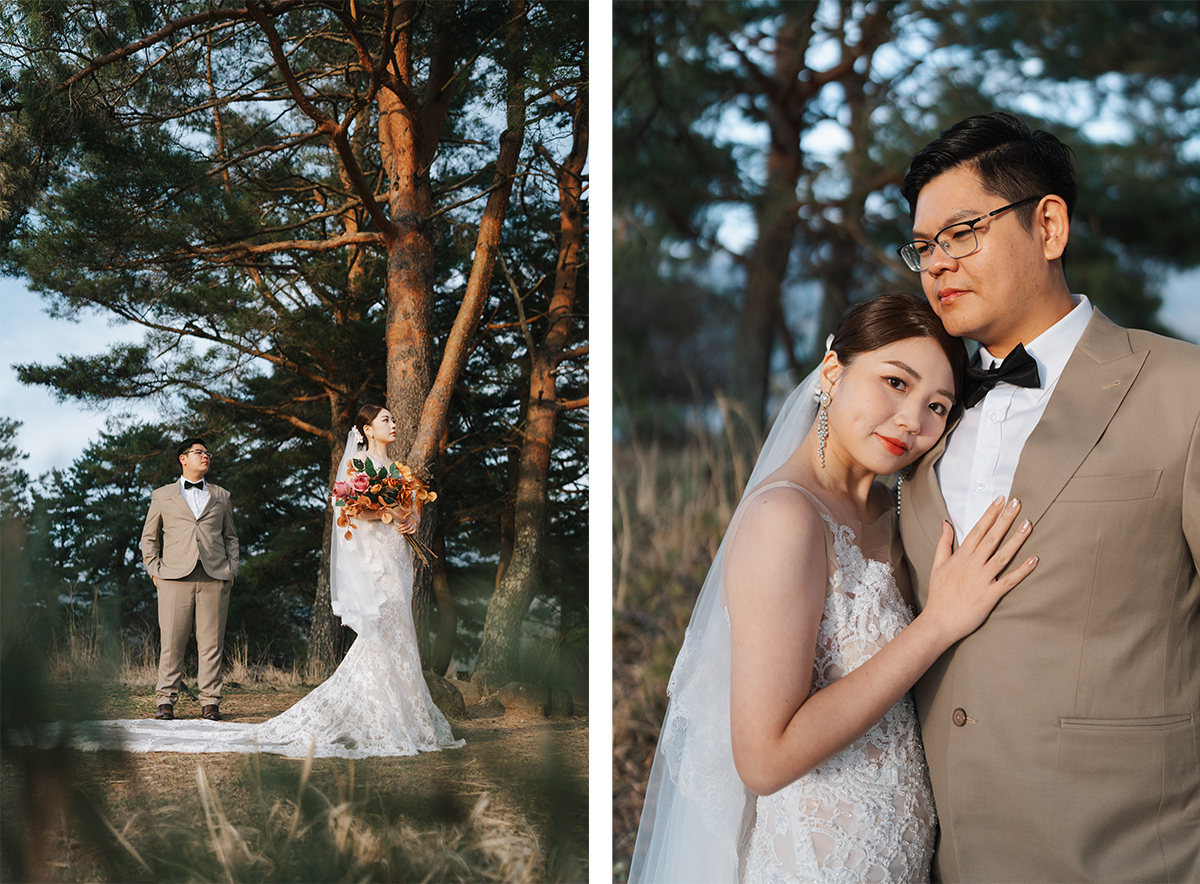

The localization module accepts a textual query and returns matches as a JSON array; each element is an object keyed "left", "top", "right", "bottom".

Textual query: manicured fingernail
[
  {"left": 1019, "top": 519, "right": 1031, "bottom": 533},
  {"left": 993, "top": 495, "right": 1005, "bottom": 507},
  {"left": 1008, "top": 498, "right": 1021, "bottom": 510},
  {"left": 1029, "top": 556, "right": 1039, "bottom": 565}
]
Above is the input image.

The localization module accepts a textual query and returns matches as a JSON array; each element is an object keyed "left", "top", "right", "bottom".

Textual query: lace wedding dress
[
  {"left": 738, "top": 483, "right": 934, "bottom": 884},
  {"left": 631, "top": 365, "right": 935, "bottom": 884},
  {"left": 70, "top": 447, "right": 463, "bottom": 759}
]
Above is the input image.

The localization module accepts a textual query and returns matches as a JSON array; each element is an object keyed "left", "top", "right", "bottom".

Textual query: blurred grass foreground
[
  {"left": 1, "top": 517, "right": 587, "bottom": 883},
  {"left": 612, "top": 416, "right": 753, "bottom": 880}
]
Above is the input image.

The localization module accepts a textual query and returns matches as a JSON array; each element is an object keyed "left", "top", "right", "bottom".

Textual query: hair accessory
[
  {"left": 353, "top": 427, "right": 365, "bottom": 446},
  {"left": 817, "top": 390, "right": 831, "bottom": 468}
]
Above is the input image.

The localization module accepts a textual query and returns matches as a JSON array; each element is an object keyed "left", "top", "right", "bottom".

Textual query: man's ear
[{"left": 1037, "top": 194, "right": 1070, "bottom": 262}]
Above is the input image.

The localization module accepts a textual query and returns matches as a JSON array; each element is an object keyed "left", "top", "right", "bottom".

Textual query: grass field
[
  {"left": 2, "top": 637, "right": 588, "bottom": 883},
  {"left": 612, "top": 431, "right": 747, "bottom": 881}
]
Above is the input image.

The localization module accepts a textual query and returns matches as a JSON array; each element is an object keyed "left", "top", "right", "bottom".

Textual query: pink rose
[
  {"left": 332, "top": 481, "right": 351, "bottom": 499},
  {"left": 351, "top": 473, "right": 371, "bottom": 493}
]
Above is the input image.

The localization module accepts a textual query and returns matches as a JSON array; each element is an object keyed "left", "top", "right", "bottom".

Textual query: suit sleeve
[
  {"left": 141, "top": 491, "right": 163, "bottom": 578},
  {"left": 222, "top": 492, "right": 239, "bottom": 579}
]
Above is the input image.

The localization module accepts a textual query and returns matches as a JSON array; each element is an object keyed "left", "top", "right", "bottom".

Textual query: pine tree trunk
[
  {"left": 429, "top": 529, "right": 457, "bottom": 676},
  {"left": 403, "top": 0, "right": 530, "bottom": 667},
  {"left": 306, "top": 505, "right": 339, "bottom": 681},
  {"left": 473, "top": 387, "right": 554, "bottom": 675},
  {"left": 729, "top": 10, "right": 813, "bottom": 435},
  {"left": 474, "top": 70, "right": 586, "bottom": 676}
]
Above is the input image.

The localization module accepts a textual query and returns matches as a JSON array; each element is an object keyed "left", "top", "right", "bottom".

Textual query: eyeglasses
[
  {"left": 897, "top": 195, "right": 1043, "bottom": 272},
  {"left": 184, "top": 449, "right": 214, "bottom": 460}
]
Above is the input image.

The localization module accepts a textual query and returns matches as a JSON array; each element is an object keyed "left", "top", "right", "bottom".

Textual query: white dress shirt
[
  {"left": 179, "top": 476, "right": 211, "bottom": 519},
  {"left": 938, "top": 295, "right": 1093, "bottom": 543}
]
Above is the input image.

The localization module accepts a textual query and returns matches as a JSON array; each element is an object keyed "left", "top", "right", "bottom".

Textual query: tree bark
[
  {"left": 728, "top": 2, "right": 891, "bottom": 433},
  {"left": 401, "top": 0, "right": 529, "bottom": 660},
  {"left": 729, "top": 8, "right": 815, "bottom": 435},
  {"left": 429, "top": 529, "right": 457, "bottom": 675},
  {"left": 474, "top": 68, "right": 587, "bottom": 676}
]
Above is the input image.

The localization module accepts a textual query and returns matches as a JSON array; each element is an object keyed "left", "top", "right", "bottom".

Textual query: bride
[
  {"left": 629, "top": 294, "right": 1038, "bottom": 883},
  {"left": 77, "top": 404, "right": 463, "bottom": 758}
]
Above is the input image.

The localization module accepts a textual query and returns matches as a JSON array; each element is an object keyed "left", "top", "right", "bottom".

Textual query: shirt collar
[{"left": 980, "top": 294, "right": 1093, "bottom": 392}]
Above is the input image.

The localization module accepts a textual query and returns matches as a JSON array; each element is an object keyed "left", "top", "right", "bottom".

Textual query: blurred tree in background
[
  {"left": 0, "top": 0, "right": 588, "bottom": 683},
  {"left": 614, "top": 0, "right": 1200, "bottom": 440}
]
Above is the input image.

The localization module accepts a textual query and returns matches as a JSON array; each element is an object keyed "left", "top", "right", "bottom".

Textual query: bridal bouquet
[{"left": 332, "top": 459, "right": 438, "bottom": 564}]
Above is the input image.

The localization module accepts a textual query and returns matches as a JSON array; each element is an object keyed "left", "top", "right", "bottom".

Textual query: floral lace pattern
[
  {"left": 75, "top": 515, "right": 463, "bottom": 759},
  {"left": 742, "top": 513, "right": 935, "bottom": 884}
]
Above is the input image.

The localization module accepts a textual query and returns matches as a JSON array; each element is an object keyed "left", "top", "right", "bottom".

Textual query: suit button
[{"left": 952, "top": 708, "right": 968, "bottom": 727}]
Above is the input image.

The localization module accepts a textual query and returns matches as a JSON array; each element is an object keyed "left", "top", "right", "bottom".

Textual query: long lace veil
[
  {"left": 328, "top": 428, "right": 392, "bottom": 644},
  {"left": 628, "top": 367, "right": 822, "bottom": 883}
]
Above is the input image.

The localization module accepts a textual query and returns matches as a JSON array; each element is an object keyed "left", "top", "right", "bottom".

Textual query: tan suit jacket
[
  {"left": 900, "top": 311, "right": 1200, "bottom": 883},
  {"left": 141, "top": 481, "right": 239, "bottom": 582}
]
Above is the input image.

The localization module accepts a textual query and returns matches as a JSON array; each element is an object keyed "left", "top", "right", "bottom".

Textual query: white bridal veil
[
  {"left": 628, "top": 367, "right": 823, "bottom": 883},
  {"left": 329, "top": 428, "right": 396, "bottom": 646}
]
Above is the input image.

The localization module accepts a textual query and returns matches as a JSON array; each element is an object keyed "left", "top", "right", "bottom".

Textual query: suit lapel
[
  {"left": 196, "top": 487, "right": 216, "bottom": 520},
  {"left": 909, "top": 411, "right": 958, "bottom": 545},
  {"left": 169, "top": 481, "right": 216, "bottom": 521},
  {"left": 166, "top": 483, "right": 197, "bottom": 520},
  {"left": 1009, "top": 311, "right": 1145, "bottom": 528}
]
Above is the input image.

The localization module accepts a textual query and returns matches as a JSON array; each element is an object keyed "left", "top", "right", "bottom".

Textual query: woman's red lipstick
[{"left": 877, "top": 434, "right": 909, "bottom": 456}]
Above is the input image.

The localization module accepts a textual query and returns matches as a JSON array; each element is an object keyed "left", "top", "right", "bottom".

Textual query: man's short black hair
[
  {"left": 177, "top": 438, "right": 208, "bottom": 458},
  {"left": 901, "top": 111, "right": 1077, "bottom": 229}
]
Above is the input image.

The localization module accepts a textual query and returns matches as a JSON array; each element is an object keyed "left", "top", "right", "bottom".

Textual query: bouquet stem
[{"left": 404, "top": 534, "right": 437, "bottom": 565}]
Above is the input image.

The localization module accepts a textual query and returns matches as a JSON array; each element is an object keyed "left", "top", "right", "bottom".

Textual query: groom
[
  {"left": 897, "top": 112, "right": 1200, "bottom": 882},
  {"left": 141, "top": 438, "right": 239, "bottom": 722}
]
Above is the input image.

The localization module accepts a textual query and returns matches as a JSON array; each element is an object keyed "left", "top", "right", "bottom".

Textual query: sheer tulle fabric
[
  {"left": 628, "top": 372, "right": 934, "bottom": 883},
  {"left": 72, "top": 434, "right": 463, "bottom": 758},
  {"left": 329, "top": 434, "right": 391, "bottom": 646}
]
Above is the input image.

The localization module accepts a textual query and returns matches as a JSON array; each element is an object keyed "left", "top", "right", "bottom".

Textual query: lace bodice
[
  {"left": 71, "top": 498, "right": 463, "bottom": 758},
  {"left": 741, "top": 485, "right": 935, "bottom": 884}
]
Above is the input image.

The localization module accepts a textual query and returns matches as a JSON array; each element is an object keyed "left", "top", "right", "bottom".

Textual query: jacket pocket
[
  {"left": 1057, "top": 470, "right": 1161, "bottom": 502},
  {"left": 1060, "top": 713, "right": 1192, "bottom": 731}
]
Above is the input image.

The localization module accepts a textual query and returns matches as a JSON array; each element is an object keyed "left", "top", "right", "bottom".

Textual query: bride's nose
[{"left": 894, "top": 404, "right": 920, "bottom": 434}]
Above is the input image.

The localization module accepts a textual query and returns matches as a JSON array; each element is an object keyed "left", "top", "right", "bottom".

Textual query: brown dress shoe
[
  {"left": 201, "top": 705, "right": 221, "bottom": 721},
  {"left": 154, "top": 704, "right": 174, "bottom": 720}
]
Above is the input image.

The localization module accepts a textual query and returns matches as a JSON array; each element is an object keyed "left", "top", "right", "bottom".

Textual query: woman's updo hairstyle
[
  {"left": 352, "top": 403, "right": 386, "bottom": 450},
  {"left": 828, "top": 293, "right": 967, "bottom": 402}
]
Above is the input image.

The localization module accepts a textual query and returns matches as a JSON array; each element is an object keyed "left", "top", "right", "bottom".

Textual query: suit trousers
[{"left": 155, "top": 563, "right": 230, "bottom": 707}]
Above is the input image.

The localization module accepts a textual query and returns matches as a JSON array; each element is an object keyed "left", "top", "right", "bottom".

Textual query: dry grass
[
  {"left": 611, "top": 427, "right": 748, "bottom": 881},
  {"left": 6, "top": 621, "right": 587, "bottom": 883}
]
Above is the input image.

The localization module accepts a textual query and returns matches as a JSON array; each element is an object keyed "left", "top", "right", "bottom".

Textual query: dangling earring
[{"left": 817, "top": 390, "right": 831, "bottom": 468}]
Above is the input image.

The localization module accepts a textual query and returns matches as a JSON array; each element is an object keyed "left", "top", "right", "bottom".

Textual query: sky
[{"left": 0, "top": 275, "right": 163, "bottom": 476}]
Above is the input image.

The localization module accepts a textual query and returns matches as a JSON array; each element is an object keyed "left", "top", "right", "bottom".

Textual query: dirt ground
[{"left": 3, "top": 679, "right": 589, "bottom": 883}]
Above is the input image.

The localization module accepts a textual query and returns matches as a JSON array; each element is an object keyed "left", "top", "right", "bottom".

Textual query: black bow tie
[
  {"left": 184, "top": 480, "right": 205, "bottom": 490},
  {"left": 962, "top": 344, "right": 1041, "bottom": 408}
]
